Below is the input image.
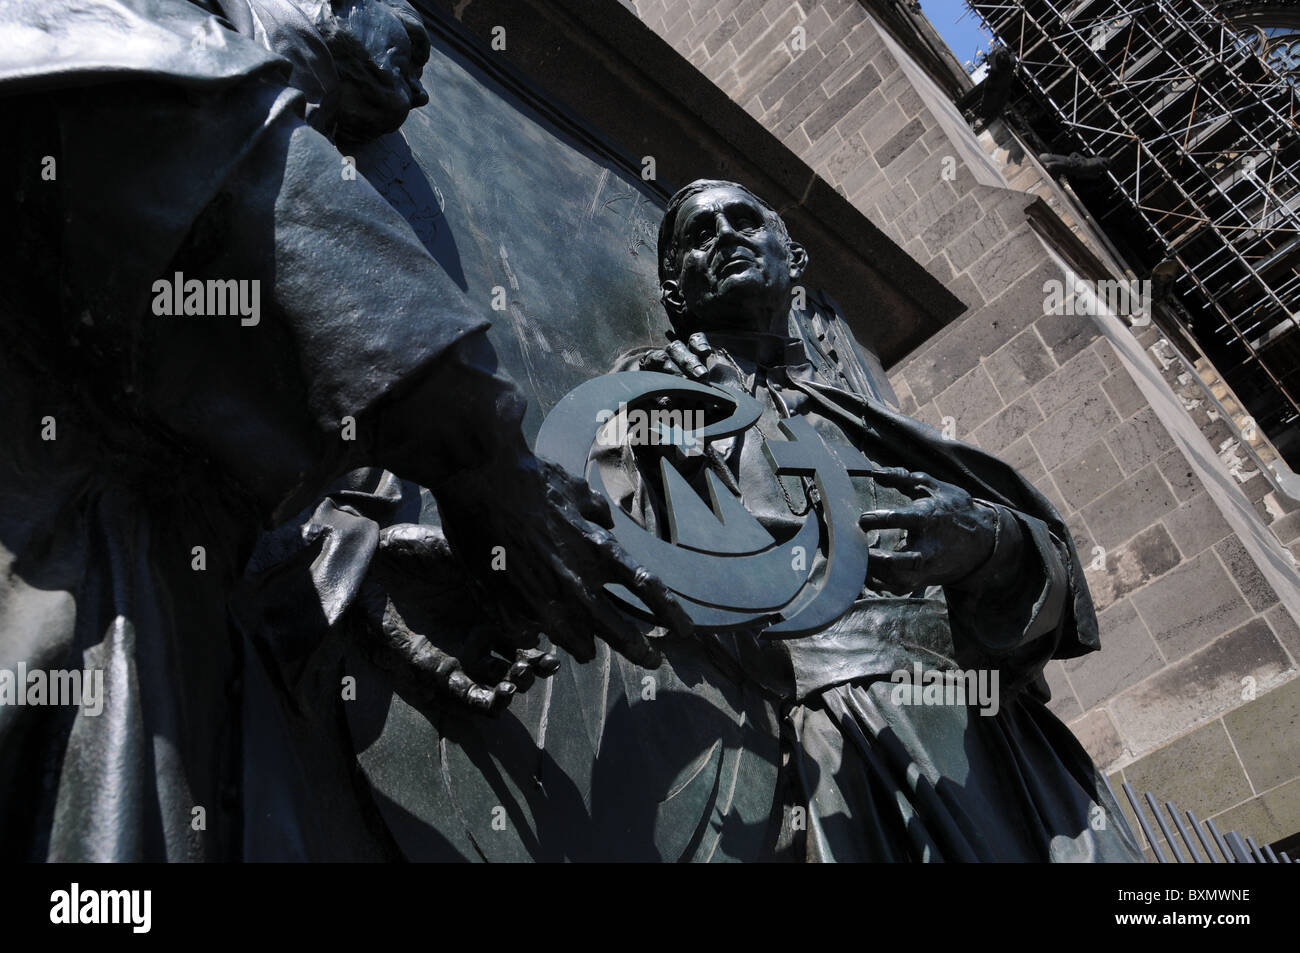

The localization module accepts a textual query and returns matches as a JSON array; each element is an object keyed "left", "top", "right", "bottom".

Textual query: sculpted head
[
  {"left": 301, "top": 0, "right": 431, "bottom": 142},
  {"left": 657, "top": 180, "right": 808, "bottom": 335}
]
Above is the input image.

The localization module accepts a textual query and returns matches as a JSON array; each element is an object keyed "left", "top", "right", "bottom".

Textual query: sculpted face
[
  {"left": 663, "top": 184, "right": 806, "bottom": 333},
  {"left": 329, "top": 0, "right": 431, "bottom": 142}
]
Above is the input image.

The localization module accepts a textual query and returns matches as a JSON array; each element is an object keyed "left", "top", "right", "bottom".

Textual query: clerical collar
[{"left": 690, "top": 331, "right": 808, "bottom": 368}]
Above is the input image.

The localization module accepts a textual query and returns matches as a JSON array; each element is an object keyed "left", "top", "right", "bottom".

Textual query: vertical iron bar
[
  {"left": 1185, "top": 810, "right": 1220, "bottom": 863},
  {"left": 1123, "top": 781, "right": 1168, "bottom": 861},
  {"left": 1205, "top": 818, "right": 1234, "bottom": 862},
  {"left": 1147, "top": 791, "right": 1188, "bottom": 862},
  {"left": 1224, "top": 831, "right": 1256, "bottom": 863},
  {"left": 1247, "top": 836, "right": 1266, "bottom": 863},
  {"left": 1167, "top": 802, "right": 1203, "bottom": 862}
]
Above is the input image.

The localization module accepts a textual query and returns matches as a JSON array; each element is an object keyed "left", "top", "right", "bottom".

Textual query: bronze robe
[
  {"left": 605, "top": 329, "right": 1143, "bottom": 862},
  {"left": 0, "top": 0, "right": 486, "bottom": 860}
]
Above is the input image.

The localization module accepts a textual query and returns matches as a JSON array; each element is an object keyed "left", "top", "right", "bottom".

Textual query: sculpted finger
[
  {"left": 596, "top": 534, "right": 695, "bottom": 638},
  {"left": 867, "top": 549, "right": 926, "bottom": 592},
  {"left": 666, "top": 339, "right": 707, "bottom": 379},
  {"left": 502, "top": 656, "right": 536, "bottom": 692},
  {"left": 863, "top": 467, "right": 926, "bottom": 485},
  {"left": 868, "top": 549, "right": 926, "bottom": 570},
  {"left": 858, "top": 508, "right": 927, "bottom": 530},
  {"left": 864, "top": 467, "right": 935, "bottom": 498},
  {"left": 488, "top": 681, "right": 518, "bottom": 713},
  {"left": 639, "top": 349, "right": 672, "bottom": 373},
  {"left": 633, "top": 569, "right": 695, "bottom": 639},
  {"left": 447, "top": 669, "right": 516, "bottom": 715},
  {"left": 380, "top": 628, "right": 517, "bottom": 715},
  {"left": 863, "top": 467, "right": 916, "bottom": 489},
  {"left": 538, "top": 460, "right": 614, "bottom": 529},
  {"left": 687, "top": 332, "right": 713, "bottom": 361},
  {"left": 477, "top": 646, "right": 559, "bottom": 691},
  {"left": 517, "top": 647, "right": 561, "bottom": 677},
  {"left": 905, "top": 471, "right": 944, "bottom": 494}
]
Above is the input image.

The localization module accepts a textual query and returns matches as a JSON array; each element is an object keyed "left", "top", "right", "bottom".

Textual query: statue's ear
[
  {"left": 661, "top": 279, "right": 686, "bottom": 319},
  {"left": 788, "top": 242, "right": 809, "bottom": 282}
]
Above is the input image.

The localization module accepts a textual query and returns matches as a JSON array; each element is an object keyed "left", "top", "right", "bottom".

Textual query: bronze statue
[
  {"left": 0, "top": 0, "right": 1142, "bottom": 862},
  {"left": 583, "top": 179, "right": 1144, "bottom": 861},
  {"left": 0, "top": 0, "right": 687, "bottom": 861}
]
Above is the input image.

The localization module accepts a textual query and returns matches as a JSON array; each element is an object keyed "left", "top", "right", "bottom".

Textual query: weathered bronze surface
[
  {"left": 0, "top": 0, "right": 1141, "bottom": 861},
  {"left": 0, "top": 0, "right": 689, "bottom": 861},
  {"left": 531, "top": 179, "right": 1144, "bottom": 860}
]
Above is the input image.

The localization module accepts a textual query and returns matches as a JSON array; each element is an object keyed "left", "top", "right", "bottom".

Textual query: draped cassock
[
  {"left": 0, "top": 0, "right": 488, "bottom": 860},
  {"left": 605, "top": 325, "right": 1144, "bottom": 862}
]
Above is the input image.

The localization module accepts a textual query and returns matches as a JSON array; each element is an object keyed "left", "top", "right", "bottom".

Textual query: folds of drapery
[
  {"left": 0, "top": 0, "right": 488, "bottom": 860},
  {"left": 786, "top": 679, "right": 1142, "bottom": 862},
  {"left": 602, "top": 333, "right": 1140, "bottom": 861}
]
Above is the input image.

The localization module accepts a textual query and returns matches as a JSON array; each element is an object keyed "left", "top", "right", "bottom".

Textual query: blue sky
[{"left": 918, "top": 0, "right": 995, "bottom": 69}]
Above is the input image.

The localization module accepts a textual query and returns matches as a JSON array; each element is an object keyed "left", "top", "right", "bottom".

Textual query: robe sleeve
[
  {"left": 51, "top": 69, "right": 492, "bottom": 524},
  {"left": 944, "top": 501, "right": 1071, "bottom": 661}
]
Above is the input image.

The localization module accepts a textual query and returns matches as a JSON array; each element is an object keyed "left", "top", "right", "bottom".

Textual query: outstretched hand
[
  {"left": 354, "top": 523, "right": 562, "bottom": 717},
  {"left": 435, "top": 454, "right": 695, "bottom": 669},
  {"left": 359, "top": 331, "right": 695, "bottom": 713},
  {"left": 858, "top": 467, "right": 999, "bottom": 594}
]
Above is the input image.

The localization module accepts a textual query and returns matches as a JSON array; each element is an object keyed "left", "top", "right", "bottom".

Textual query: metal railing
[{"left": 1109, "top": 776, "right": 1294, "bottom": 861}]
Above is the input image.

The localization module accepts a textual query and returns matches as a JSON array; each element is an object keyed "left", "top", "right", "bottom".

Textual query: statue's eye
[{"left": 692, "top": 227, "right": 713, "bottom": 247}]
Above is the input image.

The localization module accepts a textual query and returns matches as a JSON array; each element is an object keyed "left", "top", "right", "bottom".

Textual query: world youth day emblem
[{"left": 535, "top": 371, "right": 874, "bottom": 637}]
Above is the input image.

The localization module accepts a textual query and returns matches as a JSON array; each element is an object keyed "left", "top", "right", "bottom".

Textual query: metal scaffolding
[{"left": 966, "top": 0, "right": 1300, "bottom": 463}]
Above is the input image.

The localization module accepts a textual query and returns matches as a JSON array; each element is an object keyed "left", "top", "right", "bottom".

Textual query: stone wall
[{"left": 630, "top": 0, "right": 1300, "bottom": 850}]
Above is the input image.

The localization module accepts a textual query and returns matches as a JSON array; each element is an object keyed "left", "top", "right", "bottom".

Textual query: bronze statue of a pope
[{"left": 584, "top": 179, "right": 1142, "bottom": 861}]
